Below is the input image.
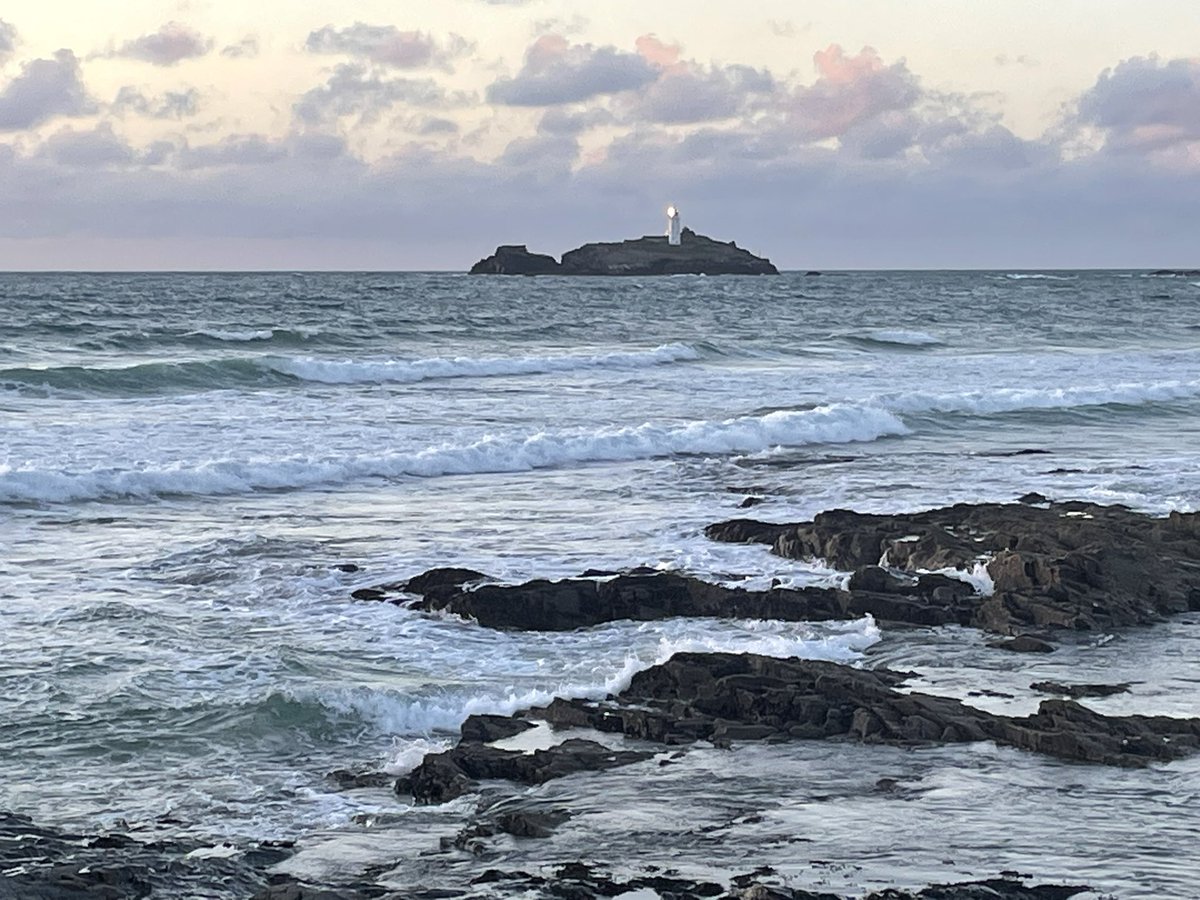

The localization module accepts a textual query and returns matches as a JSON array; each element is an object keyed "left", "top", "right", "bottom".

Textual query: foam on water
[
  {"left": 333, "top": 614, "right": 881, "bottom": 771},
  {"left": 262, "top": 342, "right": 701, "bottom": 384},
  {"left": 189, "top": 329, "right": 275, "bottom": 342},
  {"left": 880, "top": 378, "right": 1200, "bottom": 417},
  {"left": 0, "top": 404, "right": 908, "bottom": 504},
  {"left": 856, "top": 329, "right": 943, "bottom": 347}
]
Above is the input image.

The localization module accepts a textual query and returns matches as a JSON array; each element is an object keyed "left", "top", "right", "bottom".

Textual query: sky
[{"left": 0, "top": 1, "right": 1197, "bottom": 270}]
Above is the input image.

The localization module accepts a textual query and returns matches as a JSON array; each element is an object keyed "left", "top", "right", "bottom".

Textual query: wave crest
[{"left": 0, "top": 404, "right": 907, "bottom": 504}]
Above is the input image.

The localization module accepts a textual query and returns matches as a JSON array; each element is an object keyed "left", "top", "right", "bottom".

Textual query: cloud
[
  {"left": 0, "top": 50, "right": 94, "bottom": 131},
  {"left": 0, "top": 19, "right": 17, "bottom": 64},
  {"left": 35, "top": 123, "right": 136, "bottom": 167},
  {"left": 109, "top": 21, "right": 213, "bottom": 66},
  {"left": 487, "top": 35, "right": 658, "bottom": 105},
  {"left": 1075, "top": 55, "right": 1200, "bottom": 155},
  {"left": 221, "top": 36, "right": 259, "bottom": 59},
  {"left": 630, "top": 62, "right": 775, "bottom": 124},
  {"left": 178, "top": 134, "right": 288, "bottom": 169},
  {"left": 788, "top": 45, "right": 922, "bottom": 141},
  {"left": 113, "top": 86, "right": 199, "bottom": 119},
  {"left": 305, "top": 23, "right": 467, "bottom": 70},
  {"left": 294, "top": 63, "right": 453, "bottom": 126}
]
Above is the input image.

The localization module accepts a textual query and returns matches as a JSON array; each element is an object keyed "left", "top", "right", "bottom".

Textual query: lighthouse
[{"left": 666, "top": 205, "right": 682, "bottom": 245}]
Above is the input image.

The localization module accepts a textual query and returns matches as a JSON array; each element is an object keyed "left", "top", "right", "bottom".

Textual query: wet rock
[
  {"left": 707, "top": 500, "right": 1200, "bottom": 634},
  {"left": 529, "top": 653, "right": 1200, "bottom": 768},
  {"left": 462, "top": 865, "right": 1087, "bottom": 899},
  {"left": 350, "top": 587, "right": 389, "bottom": 602},
  {"left": 740, "top": 496, "right": 767, "bottom": 508},
  {"left": 325, "top": 769, "right": 394, "bottom": 790},
  {"left": 395, "top": 739, "right": 653, "bottom": 804},
  {"left": 1017, "top": 492, "right": 1049, "bottom": 505},
  {"left": 408, "top": 571, "right": 851, "bottom": 632},
  {"left": 848, "top": 565, "right": 915, "bottom": 594},
  {"left": 403, "top": 567, "right": 490, "bottom": 597},
  {"left": 459, "top": 713, "right": 536, "bottom": 743},
  {"left": 0, "top": 812, "right": 295, "bottom": 900},
  {"left": 1030, "top": 681, "right": 1131, "bottom": 699},
  {"left": 988, "top": 636, "right": 1056, "bottom": 653}
]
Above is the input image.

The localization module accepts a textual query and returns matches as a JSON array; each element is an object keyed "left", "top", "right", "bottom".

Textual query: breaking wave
[
  {"left": 0, "top": 405, "right": 907, "bottom": 504},
  {"left": 261, "top": 343, "right": 701, "bottom": 384},
  {"left": 849, "top": 329, "right": 944, "bottom": 349},
  {"left": 314, "top": 616, "right": 881, "bottom": 741}
]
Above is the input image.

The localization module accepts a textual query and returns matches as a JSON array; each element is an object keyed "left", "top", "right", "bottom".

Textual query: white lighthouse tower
[{"left": 666, "top": 205, "right": 682, "bottom": 245}]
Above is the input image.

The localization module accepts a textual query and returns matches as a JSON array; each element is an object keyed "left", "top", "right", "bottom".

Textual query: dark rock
[
  {"left": 988, "top": 635, "right": 1056, "bottom": 653},
  {"left": 468, "top": 244, "right": 561, "bottom": 275},
  {"left": 325, "top": 769, "right": 394, "bottom": 790},
  {"left": 740, "top": 496, "right": 766, "bottom": 508},
  {"left": 848, "top": 565, "right": 914, "bottom": 594},
  {"left": 805, "top": 270, "right": 822, "bottom": 276},
  {"left": 470, "top": 229, "right": 778, "bottom": 277},
  {"left": 332, "top": 563, "right": 360, "bottom": 573},
  {"left": 403, "top": 566, "right": 490, "bottom": 596},
  {"left": 0, "top": 812, "right": 297, "bottom": 900},
  {"left": 1030, "top": 681, "right": 1131, "bottom": 699},
  {"left": 1017, "top": 492, "right": 1049, "bottom": 504},
  {"left": 707, "top": 500, "right": 1200, "bottom": 634},
  {"left": 350, "top": 587, "right": 389, "bottom": 602},
  {"left": 409, "top": 571, "right": 852, "bottom": 632},
  {"left": 459, "top": 713, "right": 536, "bottom": 743},
  {"left": 1149, "top": 269, "right": 1200, "bottom": 277},
  {"left": 395, "top": 738, "right": 653, "bottom": 803},
  {"left": 529, "top": 653, "right": 1200, "bottom": 768}
]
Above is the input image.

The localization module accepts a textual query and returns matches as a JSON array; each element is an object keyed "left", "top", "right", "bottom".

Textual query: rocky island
[{"left": 469, "top": 227, "right": 779, "bottom": 276}]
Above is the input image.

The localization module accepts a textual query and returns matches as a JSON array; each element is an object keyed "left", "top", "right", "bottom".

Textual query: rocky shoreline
[{"left": 13, "top": 498, "right": 1200, "bottom": 898}]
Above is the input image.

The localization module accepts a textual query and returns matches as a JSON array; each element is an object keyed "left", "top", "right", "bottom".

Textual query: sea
[{"left": 2, "top": 270, "right": 1199, "bottom": 897}]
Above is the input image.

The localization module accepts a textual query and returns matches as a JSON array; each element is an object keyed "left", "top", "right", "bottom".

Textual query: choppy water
[{"left": 3, "top": 271, "right": 1199, "bottom": 897}]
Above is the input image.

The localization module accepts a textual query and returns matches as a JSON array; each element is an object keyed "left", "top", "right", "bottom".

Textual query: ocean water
[{"left": 3, "top": 270, "right": 1200, "bottom": 896}]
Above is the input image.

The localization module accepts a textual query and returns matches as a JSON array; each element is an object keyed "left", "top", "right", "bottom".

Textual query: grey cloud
[
  {"left": 305, "top": 23, "right": 467, "bottom": 70},
  {"left": 487, "top": 36, "right": 658, "bottom": 106},
  {"left": 499, "top": 133, "right": 578, "bottom": 170},
  {"left": 113, "top": 86, "right": 200, "bottom": 119},
  {"left": 414, "top": 115, "right": 459, "bottom": 135},
  {"left": 1076, "top": 55, "right": 1200, "bottom": 151},
  {"left": 0, "top": 19, "right": 17, "bottom": 63},
  {"left": 221, "top": 36, "right": 259, "bottom": 59},
  {"left": 840, "top": 110, "right": 921, "bottom": 160},
  {"left": 3, "top": 121, "right": 1198, "bottom": 270},
  {"left": 631, "top": 64, "right": 775, "bottom": 125},
  {"left": 35, "top": 124, "right": 135, "bottom": 167},
  {"left": 178, "top": 134, "right": 287, "bottom": 169},
  {"left": 294, "top": 63, "right": 451, "bottom": 126},
  {"left": 110, "top": 21, "right": 213, "bottom": 66},
  {"left": 0, "top": 50, "right": 94, "bottom": 132},
  {"left": 537, "top": 106, "right": 614, "bottom": 135}
]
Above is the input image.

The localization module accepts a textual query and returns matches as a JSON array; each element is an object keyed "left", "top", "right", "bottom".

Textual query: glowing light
[{"left": 667, "top": 206, "right": 677, "bottom": 218}]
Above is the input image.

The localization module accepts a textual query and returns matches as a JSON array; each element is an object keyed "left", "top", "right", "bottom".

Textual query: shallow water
[{"left": 2, "top": 270, "right": 1199, "bottom": 895}]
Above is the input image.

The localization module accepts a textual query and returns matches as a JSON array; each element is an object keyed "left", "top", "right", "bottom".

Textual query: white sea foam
[
  {"left": 1003, "top": 273, "right": 1074, "bottom": 281},
  {"left": 190, "top": 329, "right": 275, "bottom": 342},
  {"left": 882, "top": 379, "right": 1200, "bottom": 417},
  {"left": 0, "top": 404, "right": 908, "bottom": 504},
  {"left": 261, "top": 343, "right": 701, "bottom": 384},
  {"left": 318, "top": 615, "right": 880, "bottom": 741},
  {"left": 861, "top": 329, "right": 943, "bottom": 347},
  {"left": 921, "top": 561, "right": 995, "bottom": 596}
]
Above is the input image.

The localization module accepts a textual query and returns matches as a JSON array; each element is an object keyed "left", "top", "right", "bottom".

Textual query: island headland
[{"left": 470, "top": 227, "right": 779, "bottom": 276}]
